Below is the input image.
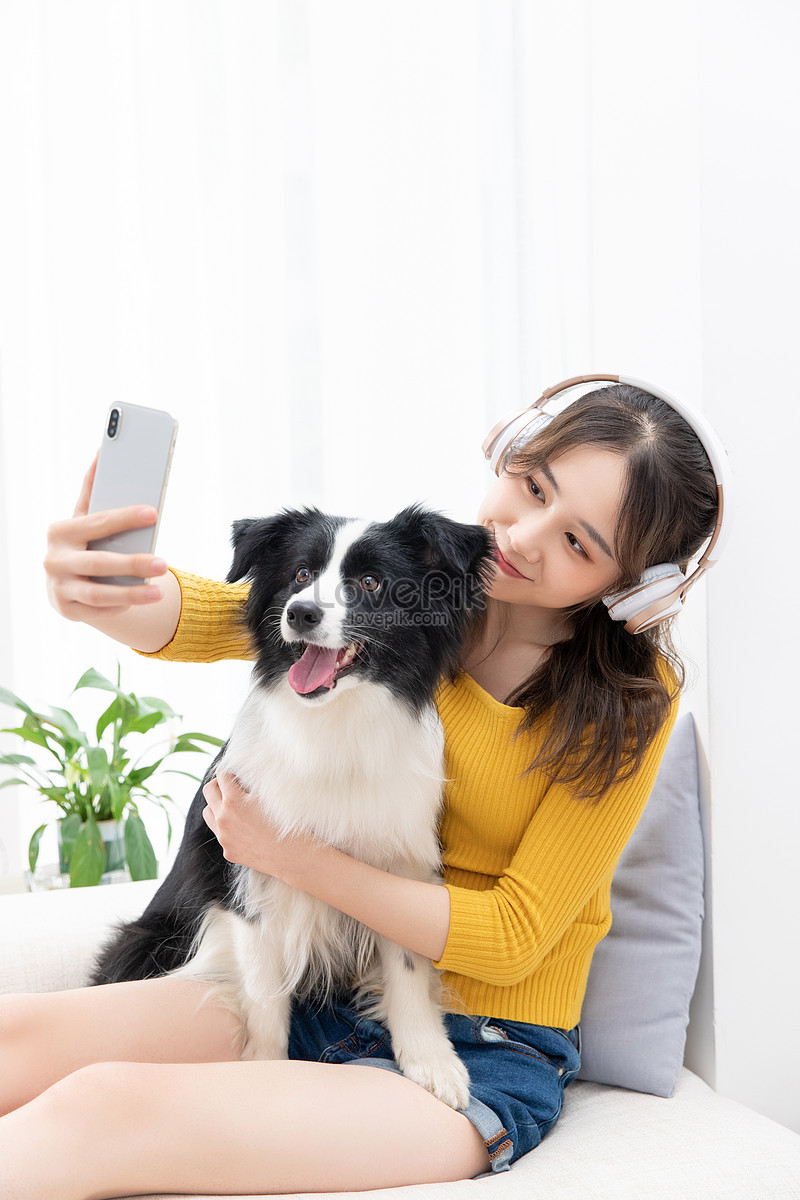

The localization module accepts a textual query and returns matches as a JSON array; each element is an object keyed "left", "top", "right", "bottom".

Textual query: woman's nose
[{"left": 508, "top": 520, "right": 544, "bottom": 564}]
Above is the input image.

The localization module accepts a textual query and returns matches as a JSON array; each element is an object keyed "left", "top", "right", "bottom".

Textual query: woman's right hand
[{"left": 44, "top": 455, "right": 181, "bottom": 651}]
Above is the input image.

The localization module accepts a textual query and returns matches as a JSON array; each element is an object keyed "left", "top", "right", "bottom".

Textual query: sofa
[{"left": 2, "top": 715, "right": 800, "bottom": 1199}]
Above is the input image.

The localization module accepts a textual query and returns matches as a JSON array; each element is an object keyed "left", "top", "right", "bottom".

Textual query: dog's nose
[{"left": 286, "top": 600, "right": 323, "bottom": 629}]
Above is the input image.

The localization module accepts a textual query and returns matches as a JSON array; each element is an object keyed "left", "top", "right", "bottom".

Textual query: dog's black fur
[{"left": 91, "top": 768, "right": 231, "bottom": 983}]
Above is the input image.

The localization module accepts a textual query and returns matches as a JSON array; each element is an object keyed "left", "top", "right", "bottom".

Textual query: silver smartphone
[{"left": 87, "top": 403, "right": 178, "bottom": 585}]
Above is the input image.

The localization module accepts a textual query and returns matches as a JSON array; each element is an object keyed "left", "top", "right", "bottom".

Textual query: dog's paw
[{"left": 399, "top": 1046, "right": 471, "bottom": 1111}]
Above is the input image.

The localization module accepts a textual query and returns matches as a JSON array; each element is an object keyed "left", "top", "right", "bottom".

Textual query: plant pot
[{"left": 57, "top": 818, "right": 130, "bottom": 885}]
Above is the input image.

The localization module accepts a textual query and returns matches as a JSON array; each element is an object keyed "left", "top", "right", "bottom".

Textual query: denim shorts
[{"left": 287, "top": 998, "right": 581, "bottom": 1172}]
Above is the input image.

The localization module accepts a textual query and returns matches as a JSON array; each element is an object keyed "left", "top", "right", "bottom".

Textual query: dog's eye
[
  {"left": 295, "top": 567, "right": 311, "bottom": 585},
  {"left": 360, "top": 575, "right": 380, "bottom": 592}
]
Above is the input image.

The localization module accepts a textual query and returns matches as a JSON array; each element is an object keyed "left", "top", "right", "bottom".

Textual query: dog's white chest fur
[{"left": 223, "top": 677, "right": 445, "bottom": 870}]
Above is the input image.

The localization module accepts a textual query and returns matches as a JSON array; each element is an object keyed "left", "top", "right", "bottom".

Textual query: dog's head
[{"left": 227, "top": 505, "right": 492, "bottom": 710}]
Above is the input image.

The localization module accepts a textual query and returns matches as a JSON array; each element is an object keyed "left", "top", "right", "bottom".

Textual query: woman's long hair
[{"left": 468, "top": 383, "right": 720, "bottom": 800}]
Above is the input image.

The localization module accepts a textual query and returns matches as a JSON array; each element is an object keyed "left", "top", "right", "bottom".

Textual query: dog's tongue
[{"left": 287, "top": 644, "right": 339, "bottom": 694}]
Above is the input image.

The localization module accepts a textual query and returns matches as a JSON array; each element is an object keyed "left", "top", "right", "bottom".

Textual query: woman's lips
[{"left": 493, "top": 544, "right": 528, "bottom": 579}]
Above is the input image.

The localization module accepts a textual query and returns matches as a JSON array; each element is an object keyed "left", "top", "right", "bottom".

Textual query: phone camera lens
[{"left": 107, "top": 408, "right": 120, "bottom": 438}]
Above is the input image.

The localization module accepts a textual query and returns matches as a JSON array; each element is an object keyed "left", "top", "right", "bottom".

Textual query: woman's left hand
[
  {"left": 202, "top": 772, "right": 308, "bottom": 879},
  {"left": 202, "top": 771, "right": 451, "bottom": 961}
]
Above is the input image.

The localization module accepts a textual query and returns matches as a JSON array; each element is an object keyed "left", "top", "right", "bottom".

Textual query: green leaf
[
  {"left": 85, "top": 746, "right": 110, "bottom": 796},
  {"left": 127, "top": 711, "right": 167, "bottom": 737},
  {"left": 124, "top": 814, "right": 157, "bottom": 881},
  {"left": 40, "top": 786, "right": 71, "bottom": 805},
  {"left": 168, "top": 740, "right": 222, "bottom": 755},
  {"left": 4, "top": 714, "right": 68, "bottom": 767},
  {"left": 0, "top": 752, "right": 40, "bottom": 767},
  {"left": 73, "top": 668, "right": 121, "bottom": 697},
  {"left": 0, "top": 776, "right": 31, "bottom": 791},
  {"left": 69, "top": 814, "right": 106, "bottom": 887},
  {"left": 28, "top": 823, "right": 48, "bottom": 873},
  {"left": 58, "top": 813, "right": 83, "bottom": 870},
  {"left": 110, "top": 696, "right": 136, "bottom": 740},
  {"left": 140, "top": 695, "right": 177, "bottom": 719},
  {"left": 125, "top": 761, "right": 163, "bottom": 787},
  {"left": 175, "top": 732, "right": 226, "bottom": 748},
  {"left": 45, "top": 706, "right": 87, "bottom": 744},
  {"left": 1, "top": 718, "right": 52, "bottom": 753},
  {"left": 106, "top": 777, "right": 129, "bottom": 821},
  {"left": 0, "top": 686, "right": 37, "bottom": 717},
  {"left": 95, "top": 697, "right": 121, "bottom": 742}
]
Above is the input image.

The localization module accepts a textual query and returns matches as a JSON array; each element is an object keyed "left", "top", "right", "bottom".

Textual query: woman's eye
[
  {"left": 360, "top": 575, "right": 380, "bottom": 592},
  {"left": 295, "top": 567, "right": 311, "bottom": 584},
  {"left": 527, "top": 476, "right": 544, "bottom": 501},
  {"left": 566, "top": 533, "right": 588, "bottom": 559}
]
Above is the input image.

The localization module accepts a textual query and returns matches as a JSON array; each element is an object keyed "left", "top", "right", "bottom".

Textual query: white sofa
[{"left": 3, "top": 879, "right": 800, "bottom": 1200}]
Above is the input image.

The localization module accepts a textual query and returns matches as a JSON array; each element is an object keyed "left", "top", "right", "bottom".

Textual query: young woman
[{"left": 1, "top": 381, "right": 721, "bottom": 1199}]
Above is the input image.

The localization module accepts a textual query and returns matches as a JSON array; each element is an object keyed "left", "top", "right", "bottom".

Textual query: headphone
[{"left": 481, "top": 373, "right": 733, "bottom": 634}]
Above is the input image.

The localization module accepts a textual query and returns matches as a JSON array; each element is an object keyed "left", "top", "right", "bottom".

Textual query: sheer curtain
[{"left": 0, "top": 0, "right": 518, "bottom": 873}]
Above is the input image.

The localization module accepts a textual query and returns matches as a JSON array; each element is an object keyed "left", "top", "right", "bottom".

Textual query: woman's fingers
[
  {"left": 72, "top": 452, "right": 100, "bottom": 518},
  {"left": 46, "top": 547, "right": 167, "bottom": 583},
  {"left": 45, "top": 490, "right": 164, "bottom": 620},
  {"left": 203, "top": 777, "right": 221, "bottom": 806},
  {"left": 55, "top": 576, "right": 164, "bottom": 613},
  {"left": 49, "top": 503, "right": 159, "bottom": 549}
]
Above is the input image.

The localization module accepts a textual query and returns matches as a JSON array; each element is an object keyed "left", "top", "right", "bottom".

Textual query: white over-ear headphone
[{"left": 481, "top": 373, "right": 733, "bottom": 634}]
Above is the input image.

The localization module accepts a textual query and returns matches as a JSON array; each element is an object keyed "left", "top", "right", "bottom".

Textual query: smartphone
[{"left": 87, "top": 403, "right": 178, "bottom": 585}]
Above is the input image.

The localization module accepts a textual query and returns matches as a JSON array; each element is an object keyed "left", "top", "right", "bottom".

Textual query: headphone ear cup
[
  {"left": 484, "top": 410, "right": 554, "bottom": 475},
  {"left": 603, "top": 563, "right": 686, "bottom": 630}
]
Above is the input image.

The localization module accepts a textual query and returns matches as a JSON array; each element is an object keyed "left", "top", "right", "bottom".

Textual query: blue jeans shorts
[{"left": 288, "top": 998, "right": 581, "bottom": 1172}]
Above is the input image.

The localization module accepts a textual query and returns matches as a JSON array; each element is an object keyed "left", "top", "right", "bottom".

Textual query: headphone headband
[{"left": 481, "top": 373, "right": 733, "bottom": 633}]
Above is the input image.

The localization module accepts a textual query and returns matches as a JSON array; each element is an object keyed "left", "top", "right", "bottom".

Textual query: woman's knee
[
  {"left": 0, "top": 993, "right": 51, "bottom": 1114},
  {"left": 43, "top": 1060, "right": 151, "bottom": 1122},
  {"left": 0, "top": 991, "right": 39, "bottom": 1038}
]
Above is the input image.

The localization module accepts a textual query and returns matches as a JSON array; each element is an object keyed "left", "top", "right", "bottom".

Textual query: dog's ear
[
  {"left": 391, "top": 505, "right": 493, "bottom": 581},
  {"left": 226, "top": 513, "right": 299, "bottom": 582}
]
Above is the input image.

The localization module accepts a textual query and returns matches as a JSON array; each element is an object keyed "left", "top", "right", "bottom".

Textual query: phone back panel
[{"left": 88, "top": 404, "right": 178, "bottom": 585}]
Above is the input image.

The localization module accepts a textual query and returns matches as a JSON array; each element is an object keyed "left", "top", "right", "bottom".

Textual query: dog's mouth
[{"left": 286, "top": 641, "right": 363, "bottom": 696}]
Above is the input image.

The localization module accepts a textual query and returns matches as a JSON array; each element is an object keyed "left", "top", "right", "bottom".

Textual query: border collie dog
[{"left": 134, "top": 506, "right": 491, "bottom": 1110}]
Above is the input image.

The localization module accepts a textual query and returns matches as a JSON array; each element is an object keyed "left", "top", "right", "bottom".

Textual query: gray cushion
[{"left": 577, "top": 713, "right": 704, "bottom": 1097}]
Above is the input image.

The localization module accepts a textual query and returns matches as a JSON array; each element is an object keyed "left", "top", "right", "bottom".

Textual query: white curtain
[{"left": 0, "top": 0, "right": 517, "bottom": 871}]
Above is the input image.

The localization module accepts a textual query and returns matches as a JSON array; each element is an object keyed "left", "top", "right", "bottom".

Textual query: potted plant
[{"left": 0, "top": 666, "right": 224, "bottom": 887}]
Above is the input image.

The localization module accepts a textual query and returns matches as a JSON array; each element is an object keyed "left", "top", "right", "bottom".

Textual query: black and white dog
[{"left": 92, "top": 505, "right": 491, "bottom": 1110}]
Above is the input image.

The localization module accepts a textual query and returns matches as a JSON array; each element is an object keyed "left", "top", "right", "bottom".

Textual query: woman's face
[{"left": 477, "top": 445, "right": 626, "bottom": 611}]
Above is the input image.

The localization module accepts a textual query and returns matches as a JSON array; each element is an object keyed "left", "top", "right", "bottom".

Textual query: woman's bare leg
[
  {"left": 0, "top": 977, "right": 242, "bottom": 1114},
  {"left": 0, "top": 1058, "right": 490, "bottom": 1199}
]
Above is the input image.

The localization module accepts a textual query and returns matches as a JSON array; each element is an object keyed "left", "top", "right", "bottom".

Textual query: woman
[{"left": 1, "top": 382, "right": 721, "bottom": 1198}]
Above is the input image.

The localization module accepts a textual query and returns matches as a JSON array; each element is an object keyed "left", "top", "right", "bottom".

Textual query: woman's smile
[{"left": 493, "top": 542, "right": 529, "bottom": 579}]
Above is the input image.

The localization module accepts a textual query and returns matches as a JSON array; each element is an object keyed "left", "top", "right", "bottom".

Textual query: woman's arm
[
  {"left": 202, "top": 773, "right": 452, "bottom": 960},
  {"left": 44, "top": 457, "right": 182, "bottom": 652}
]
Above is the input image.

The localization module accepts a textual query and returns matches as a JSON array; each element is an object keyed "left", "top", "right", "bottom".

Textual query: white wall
[
  {"left": 0, "top": 0, "right": 797, "bottom": 1133},
  {"left": 698, "top": 0, "right": 800, "bottom": 1132}
]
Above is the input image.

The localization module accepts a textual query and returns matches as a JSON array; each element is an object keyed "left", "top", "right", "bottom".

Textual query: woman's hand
[
  {"left": 44, "top": 456, "right": 182, "bottom": 650},
  {"left": 202, "top": 772, "right": 310, "bottom": 878}
]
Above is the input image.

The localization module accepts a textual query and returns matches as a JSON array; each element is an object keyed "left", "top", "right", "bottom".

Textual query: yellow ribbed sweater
[{"left": 141, "top": 569, "right": 677, "bottom": 1029}]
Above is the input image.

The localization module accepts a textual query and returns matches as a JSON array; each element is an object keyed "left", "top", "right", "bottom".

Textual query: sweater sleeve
[
  {"left": 433, "top": 700, "right": 678, "bottom": 987},
  {"left": 135, "top": 569, "right": 254, "bottom": 662}
]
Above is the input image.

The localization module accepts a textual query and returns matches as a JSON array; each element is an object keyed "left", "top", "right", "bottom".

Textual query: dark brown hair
[{"left": 470, "top": 383, "right": 719, "bottom": 800}]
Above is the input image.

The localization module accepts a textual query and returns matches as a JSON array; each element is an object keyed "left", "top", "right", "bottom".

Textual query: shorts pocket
[{"left": 480, "top": 1019, "right": 581, "bottom": 1082}]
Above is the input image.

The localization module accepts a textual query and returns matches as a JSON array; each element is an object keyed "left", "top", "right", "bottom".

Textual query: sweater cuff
[
  {"left": 432, "top": 884, "right": 490, "bottom": 977},
  {"left": 135, "top": 569, "right": 253, "bottom": 662}
]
